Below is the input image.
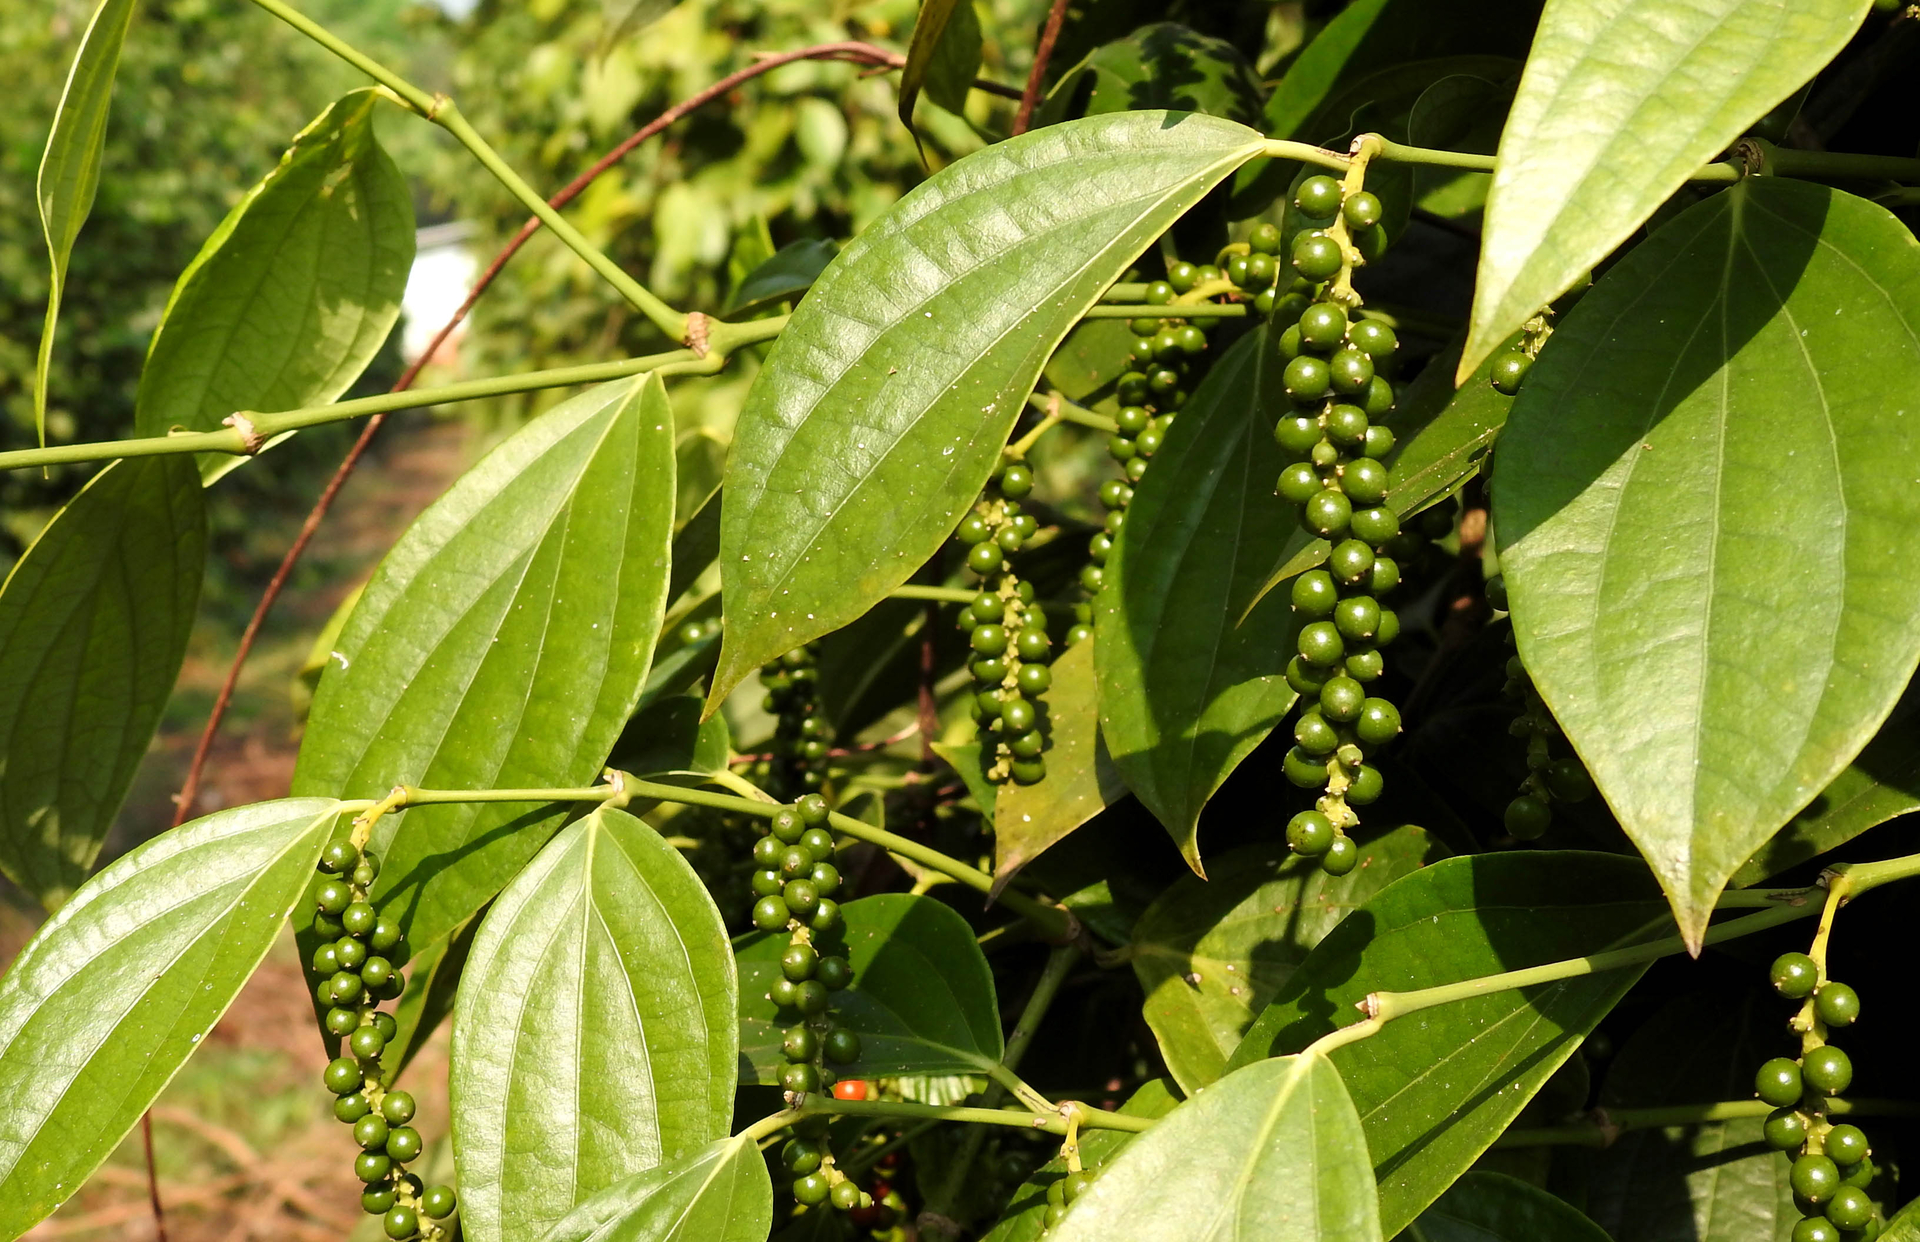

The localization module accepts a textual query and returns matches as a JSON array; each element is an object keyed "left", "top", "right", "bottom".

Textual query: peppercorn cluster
[
  {"left": 1485, "top": 574, "right": 1595, "bottom": 839},
  {"left": 761, "top": 644, "right": 829, "bottom": 799},
  {"left": 1758, "top": 948, "right": 1880, "bottom": 1240},
  {"left": 1266, "top": 172, "right": 1404, "bottom": 873},
  {"left": 954, "top": 466, "right": 1055, "bottom": 786},
  {"left": 308, "top": 842, "right": 456, "bottom": 1240}
]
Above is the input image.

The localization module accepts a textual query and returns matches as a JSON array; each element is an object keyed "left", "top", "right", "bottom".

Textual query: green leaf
[
  {"left": 1228, "top": 852, "right": 1671, "bottom": 1236},
  {"left": 1408, "top": 1171, "right": 1612, "bottom": 1242},
  {"left": 610, "top": 694, "right": 733, "bottom": 777},
  {"left": 0, "top": 457, "right": 206, "bottom": 908},
  {"left": 1231, "top": 0, "right": 1539, "bottom": 212},
  {"left": 735, "top": 893, "right": 1002, "bottom": 1081},
  {"left": 1730, "top": 712, "right": 1920, "bottom": 886},
  {"left": 993, "top": 639, "right": 1126, "bottom": 879},
  {"left": 1492, "top": 180, "right": 1920, "bottom": 946},
  {"left": 33, "top": 0, "right": 138, "bottom": 447},
  {"left": 1884, "top": 1199, "right": 1920, "bottom": 1242},
  {"left": 1132, "top": 826, "right": 1441, "bottom": 1093},
  {"left": 1043, "top": 320, "right": 1137, "bottom": 401},
  {"left": 1406, "top": 73, "right": 1516, "bottom": 226},
  {"left": 451, "top": 805, "right": 737, "bottom": 1242},
  {"left": 293, "top": 375, "right": 676, "bottom": 957},
  {"left": 1461, "top": 0, "right": 1870, "bottom": 378},
  {"left": 910, "top": 0, "right": 984, "bottom": 119},
  {"left": 133, "top": 89, "right": 413, "bottom": 479},
  {"left": 710, "top": 111, "right": 1266, "bottom": 711},
  {"left": 1097, "top": 323, "right": 1301, "bottom": 865},
  {"left": 980, "top": 1080, "right": 1182, "bottom": 1242},
  {"left": 1582, "top": 990, "right": 1795, "bottom": 1242},
  {"left": 1039, "top": 24, "right": 1265, "bottom": 128},
  {"left": 538, "top": 1135, "right": 772, "bottom": 1242},
  {"left": 722, "top": 238, "right": 839, "bottom": 318},
  {"left": 0, "top": 798, "right": 342, "bottom": 1237},
  {"left": 1044, "top": 1055, "right": 1382, "bottom": 1242},
  {"left": 933, "top": 741, "right": 997, "bottom": 819},
  {"left": 380, "top": 911, "right": 479, "bottom": 1086},
  {"left": 600, "top": 0, "right": 679, "bottom": 46}
]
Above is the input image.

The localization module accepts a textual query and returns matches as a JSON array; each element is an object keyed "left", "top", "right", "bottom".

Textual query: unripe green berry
[
  {"left": 1755, "top": 1057, "right": 1804, "bottom": 1107},
  {"left": 1321, "top": 836, "right": 1359, "bottom": 876},
  {"left": 1815, "top": 981, "right": 1860, "bottom": 1028},
  {"left": 1804, "top": 1045, "right": 1852, "bottom": 1095},
  {"left": 1770, "top": 952, "right": 1820, "bottom": 999},
  {"left": 1286, "top": 811, "right": 1335, "bottom": 857}
]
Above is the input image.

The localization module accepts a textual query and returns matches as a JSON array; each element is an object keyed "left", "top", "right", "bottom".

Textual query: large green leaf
[
  {"left": 1492, "top": 180, "right": 1920, "bottom": 946},
  {"left": 0, "top": 798, "right": 342, "bottom": 1237},
  {"left": 993, "top": 639, "right": 1127, "bottom": 880},
  {"left": 133, "top": 89, "right": 413, "bottom": 478},
  {"left": 1132, "top": 826, "right": 1440, "bottom": 1094},
  {"left": 1462, "top": 0, "right": 1870, "bottom": 378},
  {"left": 980, "top": 1080, "right": 1182, "bottom": 1242},
  {"left": 1730, "top": 712, "right": 1920, "bottom": 886},
  {"left": 1885, "top": 1199, "right": 1920, "bottom": 1242},
  {"left": 451, "top": 805, "right": 737, "bottom": 1242},
  {"left": 1044, "top": 1055, "right": 1382, "bottom": 1242},
  {"left": 710, "top": 111, "right": 1265, "bottom": 710},
  {"left": 0, "top": 457, "right": 205, "bottom": 908},
  {"left": 33, "top": 0, "right": 137, "bottom": 446},
  {"left": 735, "top": 893, "right": 1001, "bottom": 1081},
  {"left": 1097, "top": 324, "right": 1301, "bottom": 865},
  {"left": 1406, "top": 1171, "right": 1611, "bottom": 1242},
  {"left": 1228, "top": 852, "right": 1671, "bottom": 1236},
  {"left": 538, "top": 1135, "right": 772, "bottom": 1242},
  {"left": 294, "top": 375, "right": 676, "bottom": 958},
  {"left": 1582, "top": 990, "right": 1796, "bottom": 1242}
]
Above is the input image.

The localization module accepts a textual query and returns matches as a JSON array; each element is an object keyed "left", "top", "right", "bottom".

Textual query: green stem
[
  {"left": 1004, "top": 945, "right": 1078, "bottom": 1072},
  {"left": 788, "top": 1098, "right": 1151, "bottom": 1136},
  {"left": 888, "top": 585, "right": 978, "bottom": 604},
  {"left": 615, "top": 774, "right": 1075, "bottom": 939},
  {"left": 1303, "top": 902, "right": 1819, "bottom": 1060},
  {"left": 1024, "top": 391, "right": 1117, "bottom": 434},
  {"left": 1365, "top": 136, "right": 1920, "bottom": 186},
  {"left": 242, "top": 0, "right": 688, "bottom": 342},
  {"left": 1495, "top": 1097, "right": 1920, "bottom": 1149},
  {"left": 398, "top": 784, "right": 619, "bottom": 807},
  {"left": 1080, "top": 303, "right": 1248, "bottom": 320},
  {"left": 0, "top": 334, "right": 762, "bottom": 474}
]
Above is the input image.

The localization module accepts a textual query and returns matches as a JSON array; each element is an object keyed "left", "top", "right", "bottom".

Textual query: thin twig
[
  {"left": 1014, "top": 0, "right": 1072, "bottom": 135},
  {"left": 139, "top": 1112, "right": 167, "bottom": 1242}
]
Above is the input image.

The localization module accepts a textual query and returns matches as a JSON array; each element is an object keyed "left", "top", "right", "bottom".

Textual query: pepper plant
[{"left": 8, "top": 0, "right": 1920, "bottom": 1239}]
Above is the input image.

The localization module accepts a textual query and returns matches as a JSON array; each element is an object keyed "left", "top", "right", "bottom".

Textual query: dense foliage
[{"left": 7, "top": 1, "right": 1920, "bottom": 1241}]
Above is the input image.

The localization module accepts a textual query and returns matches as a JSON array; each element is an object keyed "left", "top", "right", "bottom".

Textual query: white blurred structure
[{"left": 401, "top": 221, "right": 479, "bottom": 368}]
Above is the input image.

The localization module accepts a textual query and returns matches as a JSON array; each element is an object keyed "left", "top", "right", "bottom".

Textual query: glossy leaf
[
  {"left": 1493, "top": 180, "right": 1920, "bottom": 946},
  {"left": 294, "top": 375, "right": 676, "bottom": 957},
  {"left": 1045, "top": 1055, "right": 1382, "bottom": 1242},
  {"left": 134, "top": 89, "right": 413, "bottom": 477},
  {"left": 901, "top": 0, "right": 981, "bottom": 121},
  {"left": 1406, "top": 73, "right": 1515, "bottom": 225},
  {"left": 1228, "top": 852, "right": 1672, "bottom": 1236},
  {"left": 0, "top": 798, "right": 342, "bottom": 1237},
  {"left": 451, "top": 805, "right": 737, "bottom": 1242},
  {"left": 1132, "top": 826, "right": 1440, "bottom": 1093},
  {"left": 723, "top": 238, "right": 838, "bottom": 318},
  {"left": 710, "top": 111, "right": 1265, "bottom": 711},
  {"left": 1097, "top": 324, "right": 1301, "bottom": 865},
  {"left": 0, "top": 457, "right": 205, "bottom": 908},
  {"left": 609, "top": 694, "right": 732, "bottom": 778},
  {"left": 1462, "top": 0, "right": 1870, "bottom": 378},
  {"left": 1042, "top": 320, "right": 1136, "bottom": 400},
  {"left": 993, "top": 639, "right": 1126, "bottom": 881},
  {"left": 1583, "top": 990, "right": 1795, "bottom": 1242},
  {"left": 981, "top": 1080, "right": 1182, "bottom": 1242},
  {"left": 1408, "top": 1171, "right": 1612, "bottom": 1242},
  {"left": 1730, "top": 713, "right": 1920, "bottom": 886},
  {"left": 539, "top": 1134, "right": 772, "bottom": 1242},
  {"left": 736, "top": 893, "right": 1001, "bottom": 1081},
  {"left": 33, "top": 0, "right": 137, "bottom": 445},
  {"left": 1884, "top": 1199, "right": 1920, "bottom": 1242},
  {"left": 1039, "top": 23, "right": 1265, "bottom": 128}
]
